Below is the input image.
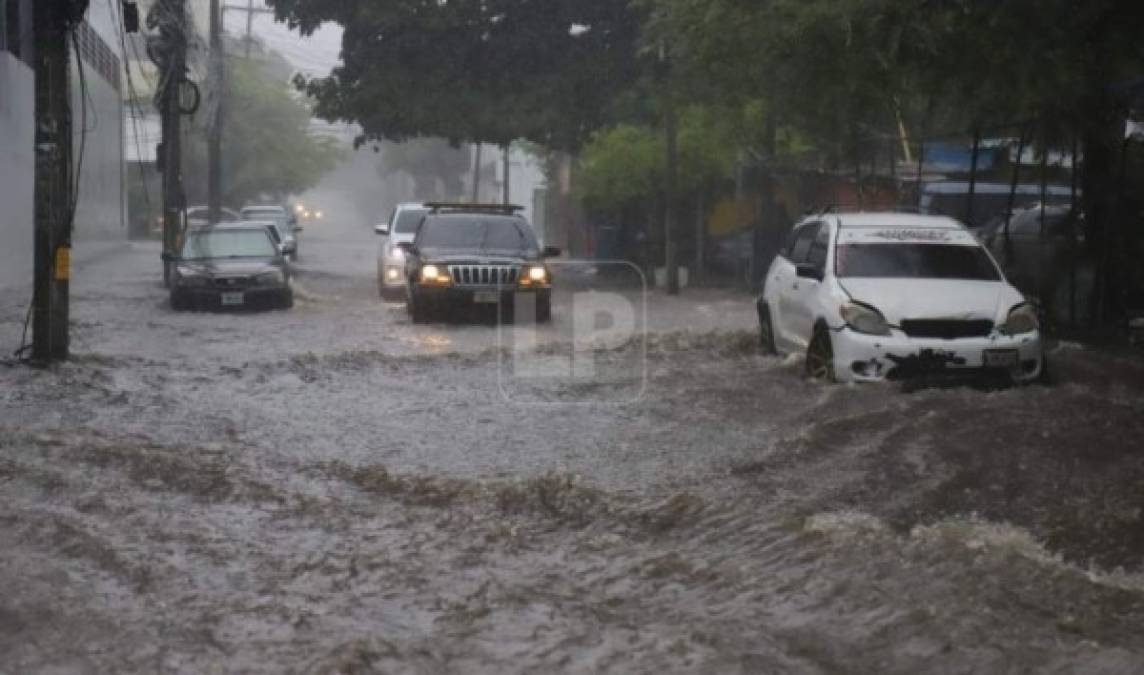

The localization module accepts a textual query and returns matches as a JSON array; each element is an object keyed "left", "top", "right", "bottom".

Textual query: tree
[
  {"left": 579, "top": 105, "right": 743, "bottom": 211},
  {"left": 265, "top": 0, "right": 643, "bottom": 149},
  {"left": 184, "top": 56, "right": 343, "bottom": 207}
]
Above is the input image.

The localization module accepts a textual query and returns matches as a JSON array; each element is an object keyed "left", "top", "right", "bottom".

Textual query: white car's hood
[{"left": 838, "top": 278, "right": 1016, "bottom": 324}]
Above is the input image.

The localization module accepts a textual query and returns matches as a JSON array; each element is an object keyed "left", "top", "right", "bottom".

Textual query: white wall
[
  {"left": 71, "top": 55, "right": 126, "bottom": 241},
  {"left": 0, "top": 52, "right": 35, "bottom": 291}
]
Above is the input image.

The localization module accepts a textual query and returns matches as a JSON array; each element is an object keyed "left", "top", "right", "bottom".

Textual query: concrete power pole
[
  {"left": 471, "top": 144, "right": 482, "bottom": 202},
  {"left": 159, "top": 0, "right": 187, "bottom": 287},
  {"left": 222, "top": 1, "right": 271, "bottom": 58},
  {"left": 663, "top": 92, "right": 680, "bottom": 295},
  {"left": 244, "top": 0, "right": 255, "bottom": 57},
  {"left": 502, "top": 145, "right": 511, "bottom": 205},
  {"left": 32, "top": 0, "right": 80, "bottom": 361},
  {"left": 659, "top": 42, "right": 680, "bottom": 295},
  {"left": 207, "top": 0, "right": 223, "bottom": 223}
]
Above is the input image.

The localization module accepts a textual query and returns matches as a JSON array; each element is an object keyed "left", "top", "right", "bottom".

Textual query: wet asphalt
[{"left": 2, "top": 219, "right": 1144, "bottom": 673}]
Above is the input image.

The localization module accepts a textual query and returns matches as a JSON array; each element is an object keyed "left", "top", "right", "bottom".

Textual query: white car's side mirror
[{"left": 374, "top": 223, "right": 390, "bottom": 236}]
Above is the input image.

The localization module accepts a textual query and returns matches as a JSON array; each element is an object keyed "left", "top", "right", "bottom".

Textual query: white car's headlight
[
  {"left": 999, "top": 302, "right": 1039, "bottom": 335},
  {"left": 840, "top": 302, "right": 892, "bottom": 336}
]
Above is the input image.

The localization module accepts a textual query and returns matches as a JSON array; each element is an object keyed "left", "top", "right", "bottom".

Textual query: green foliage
[
  {"left": 579, "top": 124, "right": 660, "bottom": 210},
  {"left": 265, "top": 0, "right": 643, "bottom": 150},
  {"left": 185, "top": 57, "right": 343, "bottom": 207},
  {"left": 579, "top": 105, "right": 740, "bottom": 210}
]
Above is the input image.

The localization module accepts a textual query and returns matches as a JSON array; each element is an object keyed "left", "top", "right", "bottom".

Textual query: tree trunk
[{"left": 1080, "top": 104, "right": 1124, "bottom": 327}]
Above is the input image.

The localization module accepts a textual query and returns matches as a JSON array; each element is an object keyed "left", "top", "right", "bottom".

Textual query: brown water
[{"left": 2, "top": 224, "right": 1144, "bottom": 673}]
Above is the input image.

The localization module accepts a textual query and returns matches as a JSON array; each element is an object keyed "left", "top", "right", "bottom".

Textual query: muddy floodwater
[{"left": 3, "top": 219, "right": 1144, "bottom": 673}]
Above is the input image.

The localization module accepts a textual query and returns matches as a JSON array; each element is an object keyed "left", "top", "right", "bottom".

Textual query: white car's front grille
[
  {"left": 900, "top": 319, "right": 994, "bottom": 339},
  {"left": 449, "top": 265, "right": 519, "bottom": 286}
]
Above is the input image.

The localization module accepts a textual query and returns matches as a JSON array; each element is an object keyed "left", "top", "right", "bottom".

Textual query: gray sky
[{"left": 223, "top": 0, "right": 343, "bottom": 78}]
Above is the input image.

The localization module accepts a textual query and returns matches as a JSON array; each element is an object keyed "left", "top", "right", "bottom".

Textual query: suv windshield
[
  {"left": 417, "top": 217, "right": 537, "bottom": 252},
  {"left": 393, "top": 208, "right": 429, "bottom": 234},
  {"left": 182, "top": 229, "right": 278, "bottom": 260},
  {"left": 836, "top": 243, "right": 1001, "bottom": 280}
]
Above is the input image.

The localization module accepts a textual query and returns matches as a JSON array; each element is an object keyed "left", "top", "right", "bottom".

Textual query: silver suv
[{"left": 375, "top": 202, "right": 428, "bottom": 301}]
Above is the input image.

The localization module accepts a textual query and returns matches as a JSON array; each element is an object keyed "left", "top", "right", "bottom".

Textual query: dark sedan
[
  {"left": 170, "top": 224, "right": 294, "bottom": 311},
  {"left": 398, "top": 204, "right": 559, "bottom": 323}
]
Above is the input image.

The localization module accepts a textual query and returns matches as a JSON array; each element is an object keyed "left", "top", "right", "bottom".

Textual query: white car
[
  {"left": 242, "top": 205, "right": 299, "bottom": 260},
  {"left": 375, "top": 202, "right": 428, "bottom": 301},
  {"left": 756, "top": 212, "right": 1045, "bottom": 383}
]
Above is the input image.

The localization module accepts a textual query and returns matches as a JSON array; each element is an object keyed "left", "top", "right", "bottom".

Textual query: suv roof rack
[{"left": 425, "top": 202, "right": 524, "bottom": 214}]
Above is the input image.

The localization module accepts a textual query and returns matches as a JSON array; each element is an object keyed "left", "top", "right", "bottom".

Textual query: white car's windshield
[
  {"left": 182, "top": 230, "right": 278, "bottom": 260},
  {"left": 836, "top": 243, "right": 1001, "bottom": 281},
  {"left": 393, "top": 208, "right": 429, "bottom": 234}
]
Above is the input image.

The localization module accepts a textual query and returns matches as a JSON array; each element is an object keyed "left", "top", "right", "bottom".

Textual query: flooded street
[{"left": 3, "top": 219, "right": 1144, "bottom": 674}]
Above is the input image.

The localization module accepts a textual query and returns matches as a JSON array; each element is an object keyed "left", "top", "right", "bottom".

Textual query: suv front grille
[
  {"left": 900, "top": 319, "right": 994, "bottom": 339},
  {"left": 449, "top": 265, "right": 519, "bottom": 286}
]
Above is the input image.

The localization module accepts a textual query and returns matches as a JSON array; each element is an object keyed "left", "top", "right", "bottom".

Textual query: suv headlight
[
  {"left": 519, "top": 265, "right": 548, "bottom": 287},
  {"left": 419, "top": 264, "right": 451, "bottom": 285},
  {"left": 840, "top": 302, "right": 892, "bottom": 336},
  {"left": 999, "top": 302, "right": 1038, "bottom": 335}
]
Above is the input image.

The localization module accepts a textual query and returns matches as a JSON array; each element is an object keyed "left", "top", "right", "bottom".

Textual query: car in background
[
  {"left": 242, "top": 204, "right": 300, "bottom": 260},
  {"left": 375, "top": 202, "right": 428, "bottom": 301},
  {"left": 241, "top": 219, "right": 297, "bottom": 259},
  {"left": 186, "top": 206, "right": 241, "bottom": 227},
  {"left": 397, "top": 203, "right": 560, "bottom": 323},
  {"left": 978, "top": 204, "right": 1085, "bottom": 300},
  {"left": 756, "top": 211, "right": 1044, "bottom": 384},
  {"left": 170, "top": 223, "right": 294, "bottom": 311},
  {"left": 918, "top": 181, "right": 1076, "bottom": 229}
]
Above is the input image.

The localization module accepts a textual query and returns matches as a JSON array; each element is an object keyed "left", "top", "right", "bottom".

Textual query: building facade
[{"left": 1, "top": 0, "right": 126, "bottom": 291}]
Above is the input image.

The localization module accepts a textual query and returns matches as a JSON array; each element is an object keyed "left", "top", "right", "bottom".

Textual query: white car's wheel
[
  {"left": 805, "top": 326, "right": 836, "bottom": 382},
  {"left": 757, "top": 301, "right": 777, "bottom": 355}
]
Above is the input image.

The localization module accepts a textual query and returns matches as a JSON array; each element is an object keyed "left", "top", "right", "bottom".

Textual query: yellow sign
[{"left": 54, "top": 246, "right": 71, "bottom": 281}]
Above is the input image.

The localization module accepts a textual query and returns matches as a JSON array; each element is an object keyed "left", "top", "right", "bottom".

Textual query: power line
[{"left": 109, "top": 0, "right": 156, "bottom": 215}]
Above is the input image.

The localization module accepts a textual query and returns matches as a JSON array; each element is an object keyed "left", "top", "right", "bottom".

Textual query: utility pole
[
  {"left": 244, "top": 0, "right": 255, "bottom": 57},
  {"left": 658, "top": 41, "right": 680, "bottom": 295},
  {"left": 207, "top": 0, "right": 223, "bottom": 223},
  {"left": 502, "top": 145, "right": 511, "bottom": 205},
  {"left": 221, "top": 2, "right": 272, "bottom": 58},
  {"left": 32, "top": 0, "right": 80, "bottom": 361},
  {"left": 159, "top": 0, "right": 187, "bottom": 286},
  {"left": 471, "top": 144, "right": 482, "bottom": 202},
  {"left": 664, "top": 95, "right": 679, "bottom": 295}
]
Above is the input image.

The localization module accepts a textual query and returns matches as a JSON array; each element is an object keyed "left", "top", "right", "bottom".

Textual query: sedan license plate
[
  {"left": 984, "top": 349, "right": 1019, "bottom": 368},
  {"left": 220, "top": 291, "right": 245, "bottom": 306},
  {"left": 473, "top": 291, "right": 499, "bottom": 304}
]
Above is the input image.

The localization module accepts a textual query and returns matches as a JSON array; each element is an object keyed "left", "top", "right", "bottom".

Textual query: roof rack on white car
[{"left": 810, "top": 204, "right": 928, "bottom": 216}]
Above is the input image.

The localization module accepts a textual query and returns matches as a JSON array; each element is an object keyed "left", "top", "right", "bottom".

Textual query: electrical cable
[
  {"left": 70, "top": 30, "right": 88, "bottom": 227},
  {"left": 110, "top": 0, "right": 156, "bottom": 217}
]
